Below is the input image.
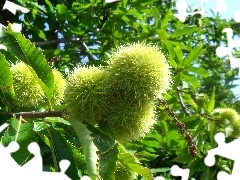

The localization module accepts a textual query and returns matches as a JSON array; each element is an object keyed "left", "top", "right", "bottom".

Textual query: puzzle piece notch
[
  {"left": 80, "top": 175, "right": 92, "bottom": 180},
  {"left": 175, "top": 0, "right": 204, "bottom": 22},
  {"left": 205, "top": 132, "right": 240, "bottom": 164},
  {"left": 3, "top": 0, "right": 30, "bottom": 15},
  {"left": 21, "top": 142, "right": 42, "bottom": 173},
  {"left": 171, "top": 165, "right": 190, "bottom": 180},
  {"left": 217, "top": 171, "right": 236, "bottom": 180},
  {"left": 0, "top": 123, "right": 9, "bottom": 132},
  {"left": 154, "top": 176, "right": 165, "bottom": 180},
  {"left": 234, "top": 11, "right": 240, "bottom": 23},
  {"left": 216, "top": 28, "right": 240, "bottom": 75},
  {"left": 175, "top": 0, "right": 228, "bottom": 22},
  {"left": 0, "top": 141, "right": 22, "bottom": 173},
  {"left": 0, "top": 141, "right": 72, "bottom": 180},
  {"left": 216, "top": 0, "right": 227, "bottom": 12},
  {"left": 204, "top": 132, "right": 240, "bottom": 179}
]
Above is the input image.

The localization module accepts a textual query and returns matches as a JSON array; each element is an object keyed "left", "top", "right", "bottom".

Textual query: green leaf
[
  {"left": 173, "top": 154, "right": 194, "bottom": 163},
  {"left": 56, "top": 5, "right": 76, "bottom": 21},
  {"left": 145, "top": 130, "right": 162, "bottom": 143},
  {"left": 57, "top": 4, "right": 67, "bottom": 15},
  {"left": 182, "top": 74, "right": 200, "bottom": 88},
  {"left": 31, "top": 25, "right": 46, "bottom": 41},
  {"left": 0, "top": 53, "right": 14, "bottom": 103},
  {"left": 192, "top": 120, "right": 205, "bottom": 140},
  {"left": 151, "top": 168, "right": 170, "bottom": 173},
  {"left": 160, "top": 8, "right": 172, "bottom": 29},
  {"left": 67, "top": 141, "right": 88, "bottom": 176},
  {"left": 99, "top": 144, "right": 118, "bottom": 180},
  {"left": 140, "top": 138, "right": 161, "bottom": 149},
  {"left": 157, "top": 29, "right": 170, "bottom": 40},
  {"left": 93, "top": 124, "right": 131, "bottom": 178},
  {"left": 6, "top": 25, "right": 54, "bottom": 99},
  {"left": 68, "top": 119, "right": 98, "bottom": 180},
  {"left": 172, "top": 73, "right": 181, "bottom": 89},
  {"left": 137, "top": 150, "right": 157, "bottom": 161},
  {"left": 0, "top": 50, "right": 18, "bottom": 64},
  {"left": 185, "top": 66, "right": 209, "bottom": 77},
  {"left": 152, "top": 7, "right": 159, "bottom": 24},
  {"left": 206, "top": 87, "right": 215, "bottom": 113},
  {"left": 136, "top": 0, "right": 156, "bottom": 6},
  {"left": 175, "top": 46, "right": 183, "bottom": 65},
  {"left": 36, "top": 132, "right": 51, "bottom": 147},
  {"left": 44, "top": 117, "right": 71, "bottom": 125},
  {"left": 182, "top": 93, "right": 198, "bottom": 110},
  {"left": 180, "top": 114, "right": 200, "bottom": 122},
  {"left": 0, "top": 53, "right": 12, "bottom": 87},
  {"left": 118, "top": 144, "right": 154, "bottom": 180},
  {"left": 1, "top": 117, "right": 36, "bottom": 165},
  {"left": 171, "top": 26, "right": 199, "bottom": 38},
  {"left": 162, "top": 40, "right": 177, "bottom": 68},
  {"left": 209, "top": 121, "right": 217, "bottom": 147},
  {"left": 159, "top": 121, "right": 168, "bottom": 136},
  {"left": 34, "top": 121, "right": 49, "bottom": 132},
  {"left": 45, "top": 0, "right": 54, "bottom": 13},
  {"left": 25, "top": 64, "right": 54, "bottom": 100},
  {"left": 200, "top": 166, "right": 210, "bottom": 180},
  {"left": 49, "top": 128, "right": 83, "bottom": 180},
  {"left": 167, "top": 40, "right": 188, "bottom": 50},
  {"left": 184, "top": 44, "right": 203, "bottom": 66},
  {"left": 87, "top": 124, "right": 115, "bottom": 154}
]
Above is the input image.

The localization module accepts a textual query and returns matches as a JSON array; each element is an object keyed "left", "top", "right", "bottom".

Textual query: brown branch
[
  {"left": 4, "top": 110, "right": 63, "bottom": 119},
  {"left": 34, "top": 38, "right": 96, "bottom": 62},
  {"left": 158, "top": 99, "right": 197, "bottom": 157},
  {"left": 34, "top": 38, "right": 83, "bottom": 46}
]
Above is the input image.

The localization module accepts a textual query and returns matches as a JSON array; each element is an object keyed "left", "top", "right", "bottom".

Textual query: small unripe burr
[
  {"left": 11, "top": 62, "right": 45, "bottom": 108},
  {"left": 212, "top": 108, "right": 239, "bottom": 122},
  {"left": 50, "top": 69, "right": 66, "bottom": 105},
  {"left": 64, "top": 66, "right": 108, "bottom": 125}
]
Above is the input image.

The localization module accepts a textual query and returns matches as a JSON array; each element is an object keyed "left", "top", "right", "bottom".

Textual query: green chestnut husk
[
  {"left": 106, "top": 42, "right": 170, "bottom": 102},
  {"left": 102, "top": 42, "right": 170, "bottom": 142},
  {"left": 64, "top": 43, "right": 170, "bottom": 142},
  {"left": 212, "top": 108, "right": 239, "bottom": 122},
  {"left": 64, "top": 66, "right": 108, "bottom": 125},
  {"left": 50, "top": 69, "right": 66, "bottom": 105},
  {"left": 11, "top": 62, "right": 46, "bottom": 108},
  {"left": 11, "top": 62, "right": 66, "bottom": 108}
]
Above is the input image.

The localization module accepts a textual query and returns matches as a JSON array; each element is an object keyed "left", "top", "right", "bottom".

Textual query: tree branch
[
  {"left": 4, "top": 110, "right": 63, "bottom": 119},
  {"left": 79, "top": 41, "right": 95, "bottom": 62},
  {"left": 158, "top": 99, "right": 197, "bottom": 157},
  {"left": 34, "top": 38, "right": 96, "bottom": 62},
  {"left": 176, "top": 87, "right": 191, "bottom": 116},
  {"left": 34, "top": 37, "right": 83, "bottom": 46}
]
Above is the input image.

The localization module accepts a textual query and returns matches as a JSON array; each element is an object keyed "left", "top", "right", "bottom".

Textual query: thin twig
[
  {"left": 79, "top": 41, "right": 95, "bottom": 62},
  {"left": 34, "top": 38, "right": 83, "bottom": 46},
  {"left": 34, "top": 38, "right": 96, "bottom": 62},
  {"left": 4, "top": 110, "right": 63, "bottom": 119},
  {"left": 176, "top": 87, "right": 191, "bottom": 116}
]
